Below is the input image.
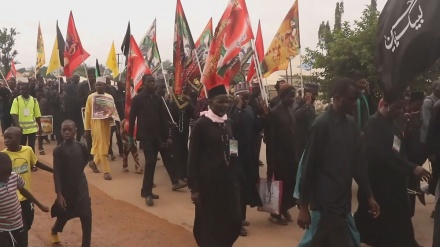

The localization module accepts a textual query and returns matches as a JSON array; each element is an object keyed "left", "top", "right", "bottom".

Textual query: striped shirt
[{"left": 0, "top": 172, "right": 25, "bottom": 231}]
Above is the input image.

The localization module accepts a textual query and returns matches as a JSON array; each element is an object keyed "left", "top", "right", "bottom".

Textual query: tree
[
  {"left": 333, "top": 2, "right": 344, "bottom": 31},
  {"left": 161, "top": 60, "right": 174, "bottom": 74},
  {"left": 0, "top": 28, "right": 19, "bottom": 75},
  {"left": 371, "top": 0, "right": 377, "bottom": 12},
  {"left": 305, "top": 3, "right": 380, "bottom": 100}
]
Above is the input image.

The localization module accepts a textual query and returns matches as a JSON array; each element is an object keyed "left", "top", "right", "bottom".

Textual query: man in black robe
[
  {"left": 354, "top": 78, "right": 376, "bottom": 130},
  {"left": 354, "top": 93, "right": 429, "bottom": 247},
  {"left": 265, "top": 85, "right": 297, "bottom": 225},
  {"left": 229, "top": 82, "right": 263, "bottom": 236},
  {"left": 296, "top": 78, "right": 380, "bottom": 247},
  {"left": 292, "top": 83, "right": 319, "bottom": 165},
  {"left": 188, "top": 85, "right": 241, "bottom": 247},
  {"left": 65, "top": 74, "right": 84, "bottom": 142},
  {"left": 50, "top": 120, "right": 91, "bottom": 247},
  {"left": 248, "top": 83, "right": 265, "bottom": 166},
  {"left": 269, "top": 79, "right": 287, "bottom": 109}
]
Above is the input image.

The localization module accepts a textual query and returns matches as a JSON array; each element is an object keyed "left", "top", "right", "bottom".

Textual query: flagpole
[
  {"left": 160, "top": 63, "right": 171, "bottom": 96},
  {"left": 0, "top": 70, "right": 11, "bottom": 92},
  {"left": 80, "top": 54, "right": 91, "bottom": 90},
  {"left": 289, "top": 58, "right": 294, "bottom": 87},
  {"left": 299, "top": 48, "right": 304, "bottom": 90},
  {"left": 161, "top": 96, "right": 176, "bottom": 124},
  {"left": 192, "top": 50, "right": 208, "bottom": 99},
  {"left": 57, "top": 68, "right": 61, "bottom": 93},
  {"left": 251, "top": 39, "right": 268, "bottom": 105}
]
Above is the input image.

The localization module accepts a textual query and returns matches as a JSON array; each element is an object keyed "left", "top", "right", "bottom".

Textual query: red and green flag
[
  {"left": 201, "top": 0, "right": 254, "bottom": 91},
  {"left": 173, "top": 0, "right": 196, "bottom": 109},
  {"left": 139, "top": 19, "right": 162, "bottom": 75}
]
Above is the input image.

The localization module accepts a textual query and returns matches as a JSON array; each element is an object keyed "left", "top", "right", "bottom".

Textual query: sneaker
[
  {"left": 49, "top": 232, "right": 62, "bottom": 245},
  {"left": 122, "top": 167, "right": 129, "bottom": 173}
]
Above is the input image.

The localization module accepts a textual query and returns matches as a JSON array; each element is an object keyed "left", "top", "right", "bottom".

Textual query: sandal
[
  {"left": 269, "top": 216, "right": 288, "bottom": 226},
  {"left": 49, "top": 232, "right": 62, "bottom": 246},
  {"left": 135, "top": 169, "right": 144, "bottom": 174},
  {"left": 88, "top": 161, "right": 100, "bottom": 173},
  {"left": 110, "top": 154, "right": 116, "bottom": 161},
  {"left": 122, "top": 167, "right": 129, "bottom": 173},
  {"left": 104, "top": 173, "right": 112, "bottom": 180},
  {"left": 240, "top": 227, "right": 248, "bottom": 237},
  {"left": 282, "top": 211, "right": 293, "bottom": 222},
  {"left": 39, "top": 149, "right": 45, "bottom": 155}
]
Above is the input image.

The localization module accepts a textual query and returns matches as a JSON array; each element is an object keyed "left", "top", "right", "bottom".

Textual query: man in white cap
[{"left": 84, "top": 76, "right": 115, "bottom": 180}]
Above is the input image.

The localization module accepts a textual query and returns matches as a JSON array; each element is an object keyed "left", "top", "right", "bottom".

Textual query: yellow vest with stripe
[{"left": 10, "top": 96, "right": 41, "bottom": 134}]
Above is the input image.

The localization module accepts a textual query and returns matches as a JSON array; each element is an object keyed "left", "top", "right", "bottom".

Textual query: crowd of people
[{"left": 0, "top": 70, "right": 439, "bottom": 247}]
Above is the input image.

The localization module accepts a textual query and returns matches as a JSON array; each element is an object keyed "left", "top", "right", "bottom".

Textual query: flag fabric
[
  {"left": 63, "top": 11, "right": 90, "bottom": 77},
  {"left": 36, "top": 22, "right": 45, "bottom": 72},
  {"left": 47, "top": 21, "right": 65, "bottom": 75},
  {"left": 6, "top": 62, "right": 16, "bottom": 80},
  {"left": 201, "top": 0, "right": 254, "bottom": 91},
  {"left": 95, "top": 59, "right": 101, "bottom": 77},
  {"left": 247, "top": 20, "right": 264, "bottom": 82},
  {"left": 185, "top": 18, "right": 213, "bottom": 95},
  {"left": 139, "top": 19, "right": 162, "bottom": 74},
  {"left": 173, "top": 0, "right": 196, "bottom": 109},
  {"left": 260, "top": 0, "right": 300, "bottom": 78},
  {"left": 106, "top": 42, "right": 120, "bottom": 78},
  {"left": 129, "top": 35, "right": 151, "bottom": 92},
  {"left": 376, "top": 0, "right": 440, "bottom": 97},
  {"left": 121, "top": 22, "right": 131, "bottom": 63}
]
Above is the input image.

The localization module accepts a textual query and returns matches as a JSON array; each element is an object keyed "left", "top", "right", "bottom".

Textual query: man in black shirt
[
  {"left": 296, "top": 78, "right": 380, "bottom": 246},
  {"left": 129, "top": 74, "right": 171, "bottom": 206}
]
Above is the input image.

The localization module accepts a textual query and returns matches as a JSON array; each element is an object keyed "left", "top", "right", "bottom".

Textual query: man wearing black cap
[
  {"left": 129, "top": 74, "right": 171, "bottom": 206},
  {"left": 188, "top": 84, "right": 241, "bottom": 247},
  {"left": 265, "top": 85, "right": 298, "bottom": 225},
  {"left": 269, "top": 79, "right": 287, "bottom": 108}
]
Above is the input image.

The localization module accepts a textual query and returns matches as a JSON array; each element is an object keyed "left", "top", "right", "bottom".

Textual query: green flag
[{"left": 95, "top": 59, "right": 101, "bottom": 77}]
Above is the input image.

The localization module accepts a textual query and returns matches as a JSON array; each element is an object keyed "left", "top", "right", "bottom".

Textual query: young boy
[
  {"left": 0, "top": 152, "right": 49, "bottom": 247},
  {"left": 50, "top": 120, "right": 92, "bottom": 247},
  {"left": 2, "top": 126, "right": 53, "bottom": 244},
  {"left": 120, "top": 119, "right": 142, "bottom": 174}
]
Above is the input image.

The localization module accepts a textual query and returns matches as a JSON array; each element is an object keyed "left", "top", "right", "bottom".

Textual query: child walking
[
  {"left": 50, "top": 120, "right": 92, "bottom": 247},
  {"left": 120, "top": 119, "right": 143, "bottom": 174},
  {"left": 2, "top": 126, "right": 53, "bottom": 245},
  {"left": 0, "top": 152, "right": 49, "bottom": 247}
]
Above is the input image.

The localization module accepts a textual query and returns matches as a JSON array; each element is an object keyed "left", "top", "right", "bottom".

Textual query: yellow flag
[
  {"left": 46, "top": 36, "right": 61, "bottom": 75},
  {"left": 261, "top": 0, "right": 300, "bottom": 78},
  {"left": 36, "top": 23, "right": 46, "bottom": 72},
  {"left": 106, "top": 41, "right": 119, "bottom": 78}
]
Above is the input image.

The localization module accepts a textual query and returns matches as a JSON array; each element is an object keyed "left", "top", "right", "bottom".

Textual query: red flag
[
  {"left": 129, "top": 35, "right": 151, "bottom": 92},
  {"left": 201, "top": 0, "right": 254, "bottom": 91},
  {"left": 247, "top": 20, "right": 264, "bottom": 82},
  {"left": 63, "top": 11, "right": 90, "bottom": 77},
  {"left": 5, "top": 61, "right": 16, "bottom": 80}
]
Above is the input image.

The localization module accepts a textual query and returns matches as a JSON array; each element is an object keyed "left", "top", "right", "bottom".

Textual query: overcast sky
[{"left": 1, "top": 0, "right": 386, "bottom": 69}]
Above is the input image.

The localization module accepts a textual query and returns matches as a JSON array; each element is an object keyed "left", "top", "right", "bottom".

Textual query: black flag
[
  {"left": 95, "top": 59, "right": 101, "bottom": 77},
  {"left": 56, "top": 21, "right": 66, "bottom": 67},
  {"left": 376, "top": 0, "right": 440, "bottom": 98},
  {"left": 121, "top": 22, "right": 131, "bottom": 63}
]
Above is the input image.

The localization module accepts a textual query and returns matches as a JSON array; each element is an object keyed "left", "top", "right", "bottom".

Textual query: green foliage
[
  {"left": 0, "top": 28, "right": 19, "bottom": 75},
  {"left": 305, "top": 4, "right": 380, "bottom": 100},
  {"left": 306, "top": 2, "right": 440, "bottom": 99}
]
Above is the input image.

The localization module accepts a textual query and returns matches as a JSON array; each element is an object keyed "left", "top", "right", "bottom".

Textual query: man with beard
[
  {"left": 229, "top": 82, "right": 264, "bottom": 236},
  {"left": 296, "top": 78, "right": 380, "bottom": 247},
  {"left": 354, "top": 93, "right": 429, "bottom": 247},
  {"left": 188, "top": 84, "right": 241, "bottom": 247},
  {"left": 265, "top": 85, "right": 297, "bottom": 225}
]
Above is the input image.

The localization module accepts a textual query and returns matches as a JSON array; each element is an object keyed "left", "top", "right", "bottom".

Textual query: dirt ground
[{"left": 11, "top": 138, "right": 436, "bottom": 247}]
